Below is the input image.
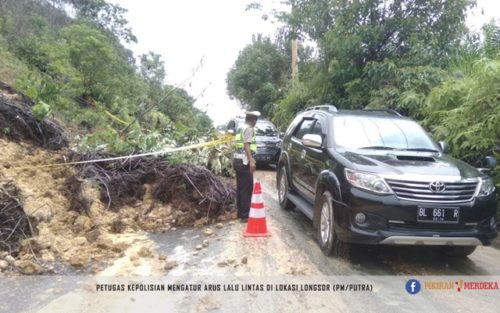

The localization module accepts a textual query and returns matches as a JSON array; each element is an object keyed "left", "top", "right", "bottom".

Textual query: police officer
[{"left": 233, "top": 111, "right": 260, "bottom": 223}]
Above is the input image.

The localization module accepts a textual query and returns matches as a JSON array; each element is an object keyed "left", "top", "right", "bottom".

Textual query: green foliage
[
  {"left": 61, "top": 22, "right": 145, "bottom": 106},
  {"left": 227, "top": 36, "right": 288, "bottom": 116},
  {"left": 168, "top": 138, "right": 235, "bottom": 177},
  {"left": 1, "top": 0, "right": 213, "bottom": 158},
  {"left": 256, "top": 1, "right": 499, "bottom": 197},
  {"left": 483, "top": 20, "right": 500, "bottom": 58},
  {"left": 425, "top": 58, "right": 500, "bottom": 165},
  {"left": 273, "top": 82, "right": 315, "bottom": 129},
  {"left": 32, "top": 101, "right": 52, "bottom": 120},
  {"left": 48, "top": 0, "right": 136, "bottom": 43}
]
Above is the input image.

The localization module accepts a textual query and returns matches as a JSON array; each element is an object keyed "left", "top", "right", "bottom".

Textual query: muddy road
[{"left": 3, "top": 168, "right": 500, "bottom": 313}]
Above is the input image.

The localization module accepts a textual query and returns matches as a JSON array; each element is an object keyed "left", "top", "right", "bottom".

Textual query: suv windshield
[
  {"left": 332, "top": 116, "right": 438, "bottom": 151},
  {"left": 255, "top": 122, "right": 279, "bottom": 137}
]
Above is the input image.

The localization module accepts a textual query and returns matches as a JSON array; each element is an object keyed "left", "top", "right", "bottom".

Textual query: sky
[{"left": 111, "top": 0, "right": 500, "bottom": 126}]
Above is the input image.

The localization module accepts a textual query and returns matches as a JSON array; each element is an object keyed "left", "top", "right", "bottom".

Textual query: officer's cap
[{"left": 245, "top": 111, "right": 261, "bottom": 118}]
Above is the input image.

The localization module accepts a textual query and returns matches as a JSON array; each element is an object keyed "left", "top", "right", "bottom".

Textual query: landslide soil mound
[{"left": 0, "top": 83, "right": 236, "bottom": 275}]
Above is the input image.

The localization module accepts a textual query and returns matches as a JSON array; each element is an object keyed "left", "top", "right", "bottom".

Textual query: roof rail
[
  {"left": 362, "top": 108, "right": 402, "bottom": 117},
  {"left": 306, "top": 104, "right": 338, "bottom": 113}
]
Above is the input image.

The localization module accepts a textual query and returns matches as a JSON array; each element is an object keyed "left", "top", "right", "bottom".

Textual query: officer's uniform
[{"left": 233, "top": 112, "right": 259, "bottom": 220}]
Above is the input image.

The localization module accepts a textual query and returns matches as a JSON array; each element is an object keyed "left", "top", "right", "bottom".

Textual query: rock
[
  {"left": 73, "top": 215, "right": 92, "bottom": 233},
  {"left": 192, "top": 251, "right": 199, "bottom": 256},
  {"left": 129, "top": 255, "right": 139, "bottom": 262},
  {"left": 137, "top": 247, "right": 152, "bottom": 258},
  {"left": 171, "top": 227, "right": 177, "bottom": 231},
  {"left": 241, "top": 257, "right": 248, "bottom": 264},
  {"left": 164, "top": 260, "right": 178, "bottom": 270},
  {"left": 91, "top": 265, "right": 100, "bottom": 274},
  {"left": 0, "top": 251, "right": 8, "bottom": 259},
  {"left": 112, "top": 243, "right": 129, "bottom": 254},
  {"left": 110, "top": 219, "right": 125, "bottom": 234},
  {"left": 96, "top": 238, "right": 114, "bottom": 250},
  {"left": 69, "top": 254, "right": 88, "bottom": 268},
  {"left": 5, "top": 255, "right": 15, "bottom": 264},
  {"left": 203, "top": 228, "right": 214, "bottom": 236},
  {"left": 195, "top": 245, "right": 203, "bottom": 250},
  {"left": 32, "top": 209, "right": 53, "bottom": 222},
  {"left": 85, "top": 229, "right": 101, "bottom": 243},
  {"left": 14, "top": 260, "right": 43, "bottom": 274},
  {"left": 41, "top": 251, "right": 55, "bottom": 263},
  {"left": 21, "top": 237, "right": 51, "bottom": 253},
  {"left": 111, "top": 242, "right": 130, "bottom": 254},
  {"left": 216, "top": 215, "right": 227, "bottom": 222},
  {"left": 158, "top": 255, "right": 167, "bottom": 261},
  {"left": 74, "top": 236, "right": 87, "bottom": 246},
  {"left": 0, "top": 260, "right": 9, "bottom": 271},
  {"left": 215, "top": 223, "right": 224, "bottom": 229},
  {"left": 202, "top": 240, "right": 209, "bottom": 247},
  {"left": 217, "top": 261, "right": 228, "bottom": 267},
  {"left": 228, "top": 221, "right": 235, "bottom": 226}
]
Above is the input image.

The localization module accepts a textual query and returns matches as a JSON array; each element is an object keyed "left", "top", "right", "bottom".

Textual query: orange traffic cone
[{"left": 244, "top": 180, "right": 271, "bottom": 237}]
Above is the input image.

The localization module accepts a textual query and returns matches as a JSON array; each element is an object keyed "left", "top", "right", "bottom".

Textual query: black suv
[
  {"left": 227, "top": 117, "right": 282, "bottom": 166},
  {"left": 277, "top": 105, "right": 497, "bottom": 257}
]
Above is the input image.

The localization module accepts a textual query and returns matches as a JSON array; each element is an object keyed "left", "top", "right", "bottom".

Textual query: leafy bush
[
  {"left": 32, "top": 100, "right": 51, "bottom": 120},
  {"left": 425, "top": 58, "right": 500, "bottom": 189}
]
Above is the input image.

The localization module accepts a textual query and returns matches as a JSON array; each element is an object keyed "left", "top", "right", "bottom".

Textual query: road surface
[{"left": 2, "top": 168, "right": 500, "bottom": 313}]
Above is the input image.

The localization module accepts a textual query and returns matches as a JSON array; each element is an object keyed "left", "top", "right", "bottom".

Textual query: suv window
[
  {"left": 294, "top": 119, "right": 315, "bottom": 140},
  {"left": 312, "top": 120, "right": 324, "bottom": 136},
  {"left": 332, "top": 116, "right": 437, "bottom": 150}
]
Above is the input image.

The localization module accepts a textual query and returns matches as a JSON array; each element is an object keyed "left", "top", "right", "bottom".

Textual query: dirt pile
[
  {"left": 0, "top": 82, "right": 236, "bottom": 275},
  {"left": 0, "top": 181, "right": 34, "bottom": 254},
  {"left": 72, "top": 153, "right": 236, "bottom": 226},
  {"left": 0, "top": 82, "right": 68, "bottom": 150}
]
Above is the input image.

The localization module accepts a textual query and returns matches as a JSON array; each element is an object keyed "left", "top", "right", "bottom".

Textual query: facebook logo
[{"left": 405, "top": 279, "right": 421, "bottom": 295}]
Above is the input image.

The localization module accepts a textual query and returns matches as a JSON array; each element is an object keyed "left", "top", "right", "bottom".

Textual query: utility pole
[
  {"left": 291, "top": 39, "right": 299, "bottom": 81},
  {"left": 290, "top": 0, "right": 299, "bottom": 82}
]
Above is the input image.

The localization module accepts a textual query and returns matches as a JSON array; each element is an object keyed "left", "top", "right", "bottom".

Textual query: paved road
[{"left": 3, "top": 168, "right": 500, "bottom": 313}]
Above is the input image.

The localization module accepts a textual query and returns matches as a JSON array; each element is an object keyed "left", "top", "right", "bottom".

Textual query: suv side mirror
[
  {"left": 438, "top": 141, "right": 449, "bottom": 153},
  {"left": 302, "top": 134, "right": 322, "bottom": 148},
  {"left": 485, "top": 156, "right": 497, "bottom": 169}
]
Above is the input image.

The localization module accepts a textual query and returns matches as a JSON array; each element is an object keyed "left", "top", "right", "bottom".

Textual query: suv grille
[{"left": 385, "top": 179, "right": 478, "bottom": 203}]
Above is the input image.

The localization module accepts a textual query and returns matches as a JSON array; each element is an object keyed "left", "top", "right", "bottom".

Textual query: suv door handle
[{"left": 301, "top": 149, "right": 306, "bottom": 159}]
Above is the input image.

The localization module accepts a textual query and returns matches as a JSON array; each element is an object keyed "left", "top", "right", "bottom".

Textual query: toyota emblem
[{"left": 429, "top": 181, "right": 446, "bottom": 193}]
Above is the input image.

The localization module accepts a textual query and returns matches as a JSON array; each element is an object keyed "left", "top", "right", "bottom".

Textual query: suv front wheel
[
  {"left": 277, "top": 166, "right": 295, "bottom": 211},
  {"left": 317, "top": 191, "right": 349, "bottom": 257}
]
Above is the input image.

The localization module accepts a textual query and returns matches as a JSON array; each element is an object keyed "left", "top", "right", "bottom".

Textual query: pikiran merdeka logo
[
  {"left": 423, "top": 279, "right": 499, "bottom": 292},
  {"left": 405, "top": 279, "right": 421, "bottom": 295}
]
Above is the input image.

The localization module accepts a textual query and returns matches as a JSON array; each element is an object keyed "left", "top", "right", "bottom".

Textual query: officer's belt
[{"left": 233, "top": 153, "right": 246, "bottom": 159}]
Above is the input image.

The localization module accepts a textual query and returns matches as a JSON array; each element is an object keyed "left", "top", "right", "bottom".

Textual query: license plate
[{"left": 417, "top": 207, "right": 459, "bottom": 223}]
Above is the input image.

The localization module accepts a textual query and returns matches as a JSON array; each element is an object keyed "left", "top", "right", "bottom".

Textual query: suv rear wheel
[
  {"left": 317, "top": 191, "right": 349, "bottom": 257},
  {"left": 277, "top": 166, "right": 294, "bottom": 211}
]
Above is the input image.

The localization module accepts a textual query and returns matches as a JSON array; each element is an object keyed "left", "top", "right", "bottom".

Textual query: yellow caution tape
[
  {"left": 104, "top": 110, "right": 129, "bottom": 126},
  {"left": 9, "top": 135, "right": 235, "bottom": 170}
]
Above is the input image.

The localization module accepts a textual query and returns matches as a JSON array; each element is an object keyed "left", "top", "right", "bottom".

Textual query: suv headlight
[
  {"left": 345, "top": 169, "right": 392, "bottom": 194},
  {"left": 477, "top": 178, "right": 496, "bottom": 197}
]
